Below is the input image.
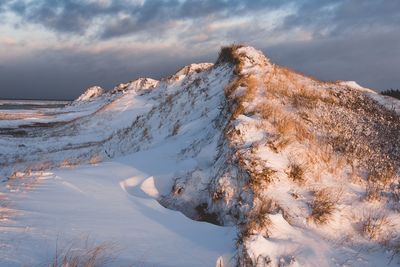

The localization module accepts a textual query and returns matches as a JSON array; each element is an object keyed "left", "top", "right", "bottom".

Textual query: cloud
[
  {"left": 1, "top": 25, "right": 399, "bottom": 101},
  {"left": 0, "top": 0, "right": 399, "bottom": 100},
  {"left": 3, "top": 0, "right": 290, "bottom": 39},
  {"left": 3, "top": 0, "right": 399, "bottom": 42},
  {"left": 1, "top": 0, "right": 398, "bottom": 44}
]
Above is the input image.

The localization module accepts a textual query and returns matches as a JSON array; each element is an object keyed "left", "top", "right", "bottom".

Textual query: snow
[
  {"left": 339, "top": 81, "right": 376, "bottom": 93},
  {"left": 75, "top": 86, "right": 105, "bottom": 102},
  {"left": 113, "top": 78, "right": 159, "bottom": 93},
  {"left": 339, "top": 79, "right": 400, "bottom": 115},
  {"left": 0, "top": 152, "right": 235, "bottom": 267},
  {"left": 0, "top": 60, "right": 236, "bottom": 266},
  {"left": 369, "top": 93, "right": 400, "bottom": 115},
  {"left": 245, "top": 214, "right": 333, "bottom": 267},
  {"left": 336, "top": 80, "right": 400, "bottom": 115},
  {"left": 215, "top": 46, "right": 400, "bottom": 266},
  {"left": 139, "top": 176, "right": 160, "bottom": 198},
  {"left": 1, "top": 45, "right": 399, "bottom": 267},
  {"left": 173, "top": 63, "right": 213, "bottom": 79}
]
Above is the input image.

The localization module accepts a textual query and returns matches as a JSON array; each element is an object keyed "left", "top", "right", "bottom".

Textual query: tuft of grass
[
  {"left": 310, "top": 143, "right": 333, "bottom": 166},
  {"left": 361, "top": 211, "right": 389, "bottom": 241},
  {"left": 249, "top": 167, "right": 276, "bottom": 190},
  {"left": 310, "top": 188, "right": 341, "bottom": 224},
  {"left": 212, "top": 188, "right": 224, "bottom": 202},
  {"left": 216, "top": 44, "right": 244, "bottom": 66},
  {"left": 241, "top": 200, "right": 272, "bottom": 240},
  {"left": 165, "top": 94, "right": 173, "bottom": 106},
  {"left": 288, "top": 162, "right": 305, "bottom": 184},
  {"left": 291, "top": 86, "right": 321, "bottom": 109},
  {"left": 171, "top": 120, "right": 181, "bottom": 136},
  {"left": 171, "top": 179, "right": 184, "bottom": 196},
  {"left": 268, "top": 136, "right": 293, "bottom": 153},
  {"left": 141, "top": 127, "right": 151, "bottom": 141},
  {"left": 50, "top": 239, "right": 116, "bottom": 267},
  {"left": 231, "top": 103, "right": 245, "bottom": 119}
]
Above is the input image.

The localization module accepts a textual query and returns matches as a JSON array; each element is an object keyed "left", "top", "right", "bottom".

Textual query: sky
[{"left": 0, "top": 0, "right": 399, "bottom": 100}]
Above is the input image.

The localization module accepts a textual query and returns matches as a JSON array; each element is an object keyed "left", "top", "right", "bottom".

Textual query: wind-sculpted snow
[{"left": 1, "top": 45, "right": 399, "bottom": 266}]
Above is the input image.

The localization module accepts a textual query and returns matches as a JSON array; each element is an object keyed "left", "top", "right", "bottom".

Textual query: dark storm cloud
[
  {"left": 3, "top": 0, "right": 288, "bottom": 38},
  {"left": 2, "top": 0, "right": 399, "bottom": 41}
]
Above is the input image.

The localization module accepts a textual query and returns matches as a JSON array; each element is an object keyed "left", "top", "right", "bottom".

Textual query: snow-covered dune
[
  {"left": 1, "top": 56, "right": 236, "bottom": 266},
  {"left": 1, "top": 45, "right": 399, "bottom": 266}
]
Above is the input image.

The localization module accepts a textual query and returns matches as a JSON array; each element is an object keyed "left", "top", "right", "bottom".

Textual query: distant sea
[{"left": 0, "top": 99, "right": 70, "bottom": 110}]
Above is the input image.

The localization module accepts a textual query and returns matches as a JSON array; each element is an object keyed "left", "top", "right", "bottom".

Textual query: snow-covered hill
[{"left": 0, "top": 45, "right": 399, "bottom": 266}]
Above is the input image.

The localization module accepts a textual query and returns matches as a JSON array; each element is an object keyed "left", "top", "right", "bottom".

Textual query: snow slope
[
  {"left": 1, "top": 45, "right": 399, "bottom": 266},
  {"left": 1, "top": 58, "right": 236, "bottom": 266}
]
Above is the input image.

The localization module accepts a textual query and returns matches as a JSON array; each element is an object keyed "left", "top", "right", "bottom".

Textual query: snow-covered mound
[
  {"left": 112, "top": 77, "right": 159, "bottom": 93},
  {"left": 172, "top": 63, "right": 213, "bottom": 80},
  {"left": 75, "top": 86, "right": 105, "bottom": 102},
  {"left": 1, "top": 45, "right": 399, "bottom": 267}
]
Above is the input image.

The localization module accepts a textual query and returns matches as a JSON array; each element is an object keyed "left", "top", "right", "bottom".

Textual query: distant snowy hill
[{"left": 0, "top": 45, "right": 399, "bottom": 267}]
